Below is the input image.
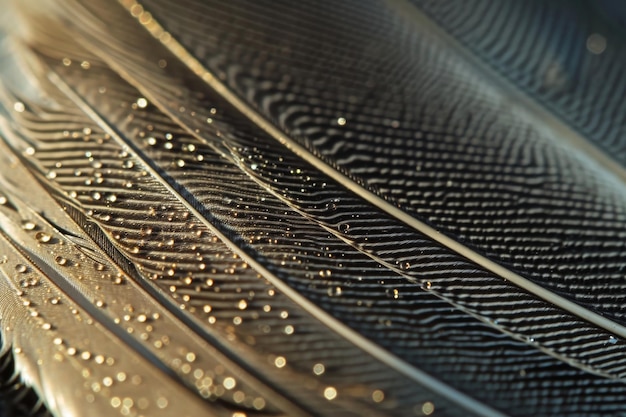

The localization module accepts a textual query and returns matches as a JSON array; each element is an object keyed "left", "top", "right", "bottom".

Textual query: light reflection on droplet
[
  {"left": 274, "top": 356, "right": 286, "bottom": 368},
  {"left": 324, "top": 386, "right": 337, "bottom": 400},
  {"left": 313, "top": 363, "right": 325, "bottom": 375},
  {"left": 21, "top": 221, "right": 36, "bottom": 231},
  {"left": 223, "top": 377, "right": 236, "bottom": 390},
  {"left": 587, "top": 33, "right": 607, "bottom": 54},
  {"left": 372, "top": 390, "right": 385, "bottom": 403},
  {"left": 35, "top": 232, "right": 52, "bottom": 243},
  {"left": 156, "top": 397, "right": 168, "bottom": 409},
  {"left": 422, "top": 401, "right": 435, "bottom": 415}
]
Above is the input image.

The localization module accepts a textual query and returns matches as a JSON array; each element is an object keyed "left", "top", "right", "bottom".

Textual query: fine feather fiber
[{"left": 0, "top": 1, "right": 624, "bottom": 416}]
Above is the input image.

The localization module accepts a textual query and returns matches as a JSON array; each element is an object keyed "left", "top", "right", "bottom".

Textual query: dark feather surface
[{"left": 0, "top": 1, "right": 625, "bottom": 416}]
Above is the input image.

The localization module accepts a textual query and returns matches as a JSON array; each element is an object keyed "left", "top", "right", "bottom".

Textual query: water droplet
[
  {"left": 372, "top": 390, "right": 385, "bottom": 403},
  {"left": 609, "top": 336, "right": 618, "bottom": 345},
  {"left": 587, "top": 33, "right": 607, "bottom": 54},
  {"left": 337, "top": 117, "right": 346, "bottom": 126},
  {"left": 223, "top": 377, "right": 236, "bottom": 390},
  {"left": 13, "top": 102, "right": 25, "bottom": 113},
  {"left": 274, "top": 356, "right": 286, "bottom": 368},
  {"left": 252, "top": 398, "right": 266, "bottom": 410},
  {"left": 21, "top": 221, "right": 36, "bottom": 231},
  {"left": 313, "top": 363, "right": 325, "bottom": 375},
  {"left": 15, "top": 264, "right": 27, "bottom": 273},
  {"left": 338, "top": 223, "right": 350, "bottom": 233},
  {"left": 324, "top": 386, "right": 337, "bottom": 400},
  {"left": 327, "top": 286, "right": 342, "bottom": 296},
  {"left": 319, "top": 269, "right": 332, "bottom": 278},
  {"left": 238, "top": 299, "right": 248, "bottom": 310},
  {"left": 20, "top": 277, "right": 39, "bottom": 288},
  {"left": 55, "top": 256, "right": 68, "bottom": 266},
  {"left": 422, "top": 401, "right": 435, "bottom": 415},
  {"left": 136, "top": 98, "right": 148, "bottom": 108},
  {"left": 35, "top": 232, "right": 52, "bottom": 243},
  {"left": 92, "top": 192, "right": 101, "bottom": 200}
]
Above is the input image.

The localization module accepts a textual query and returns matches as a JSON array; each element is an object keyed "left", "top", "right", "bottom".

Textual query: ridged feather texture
[{"left": 0, "top": 1, "right": 624, "bottom": 416}]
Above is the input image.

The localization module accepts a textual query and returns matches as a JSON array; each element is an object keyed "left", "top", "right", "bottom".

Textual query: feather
[{"left": 0, "top": 1, "right": 626, "bottom": 416}]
